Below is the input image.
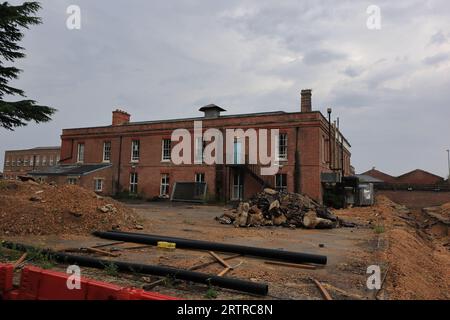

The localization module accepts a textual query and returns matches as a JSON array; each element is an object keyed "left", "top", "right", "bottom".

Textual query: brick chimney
[
  {"left": 301, "top": 89, "right": 312, "bottom": 113},
  {"left": 112, "top": 109, "right": 130, "bottom": 125}
]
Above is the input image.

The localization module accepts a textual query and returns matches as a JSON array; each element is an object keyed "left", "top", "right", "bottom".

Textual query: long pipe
[
  {"left": 93, "top": 231, "right": 328, "bottom": 265},
  {"left": 1, "top": 241, "right": 268, "bottom": 296}
]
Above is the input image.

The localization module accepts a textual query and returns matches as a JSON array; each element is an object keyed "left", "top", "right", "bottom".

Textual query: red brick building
[
  {"left": 2, "top": 146, "right": 61, "bottom": 180},
  {"left": 30, "top": 90, "right": 351, "bottom": 202},
  {"left": 361, "top": 168, "right": 445, "bottom": 185}
]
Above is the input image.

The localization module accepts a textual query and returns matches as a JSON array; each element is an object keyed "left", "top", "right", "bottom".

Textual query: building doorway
[{"left": 232, "top": 172, "right": 243, "bottom": 200}]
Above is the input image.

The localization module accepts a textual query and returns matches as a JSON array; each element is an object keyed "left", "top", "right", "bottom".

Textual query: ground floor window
[
  {"left": 195, "top": 173, "right": 205, "bottom": 183},
  {"left": 275, "top": 173, "right": 287, "bottom": 192},
  {"left": 160, "top": 174, "right": 170, "bottom": 196},
  {"left": 67, "top": 178, "right": 77, "bottom": 185},
  {"left": 94, "top": 179, "right": 104, "bottom": 192},
  {"left": 232, "top": 173, "right": 243, "bottom": 200},
  {"left": 130, "top": 172, "right": 138, "bottom": 194}
]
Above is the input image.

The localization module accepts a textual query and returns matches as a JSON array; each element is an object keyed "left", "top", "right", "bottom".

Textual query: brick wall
[{"left": 56, "top": 108, "right": 351, "bottom": 202}]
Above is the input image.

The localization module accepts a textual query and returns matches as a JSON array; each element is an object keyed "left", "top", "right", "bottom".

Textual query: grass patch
[
  {"left": 103, "top": 262, "right": 119, "bottom": 277},
  {"left": 205, "top": 287, "right": 218, "bottom": 299},
  {"left": 374, "top": 225, "right": 385, "bottom": 234}
]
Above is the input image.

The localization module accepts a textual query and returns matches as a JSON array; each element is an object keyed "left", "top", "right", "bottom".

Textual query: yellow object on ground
[{"left": 157, "top": 241, "right": 176, "bottom": 249}]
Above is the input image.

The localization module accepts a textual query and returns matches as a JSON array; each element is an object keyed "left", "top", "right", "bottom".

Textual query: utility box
[{"left": 358, "top": 183, "right": 374, "bottom": 206}]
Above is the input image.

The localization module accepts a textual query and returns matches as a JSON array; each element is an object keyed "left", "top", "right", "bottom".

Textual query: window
[
  {"left": 162, "top": 139, "right": 171, "bottom": 161},
  {"left": 23, "top": 157, "right": 29, "bottom": 166},
  {"left": 67, "top": 178, "right": 77, "bottom": 185},
  {"left": 103, "top": 141, "right": 112, "bottom": 162},
  {"left": 42, "top": 156, "right": 47, "bottom": 166},
  {"left": 232, "top": 173, "right": 243, "bottom": 200},
  {"left": 278, "top": 133, "right": 288, "bottom": 160},
  {"left": 5, "top": 158, "right": 10, "bottom": 166},
  {"left": 17, "top": 159, "right": 22, "bottom": 166},
  {"left": 275, "top": 174, "right": 287, "bottom": 192},
  {"left": 130, "top": 172, "right": 138, "bottom": 193},
  {"left": 35, "top": 156, "right": 40, "bottom": 166},
  {"left": 195, "top": 173, "right": 205, "bottom": 183},
  {"left": 131, "top": 140, "right": 140, "bottom": 162},
  {"left": 194, "top": 138, "right": 205, "bottom": 164},
  {"left": 160, "top": 174, "right": 169, "bottom": 196},
  {"left": 49, "top": 156, "right": 54, "bottom": 166},
  {"left": 77, "top": 143, "right": 85, "bottom": 163},
  {"left": 56, "top": 155, "right": 60, "bottom": 164},
  {"left": 29, "top": 156, "right": 34, "bottom": 166},
  {"left": 94, "top": 179, "right": 103, "bottom": 192},
  {"left": 11, "top": 158, "right": 15, "bottom": 166}
]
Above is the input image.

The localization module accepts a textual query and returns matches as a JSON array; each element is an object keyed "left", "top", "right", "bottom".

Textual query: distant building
[
  {"left": 29, "top": 90, "right": 352, "bottom": 202},
  {"left": 2, "top": 147, "right": 61, "bottom": 180},
  {"left": 361, "top": 167, "right": 445, "bottom": 186}
]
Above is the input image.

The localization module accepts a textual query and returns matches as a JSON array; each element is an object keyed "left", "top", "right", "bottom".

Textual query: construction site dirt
[{"left": 1, "top": 190, "right": 448, "bottom": 300}]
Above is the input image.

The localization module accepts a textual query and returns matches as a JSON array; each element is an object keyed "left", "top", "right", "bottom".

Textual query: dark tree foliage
[{"left": 0, "top": 1, "right": 56, "bottom": 130}]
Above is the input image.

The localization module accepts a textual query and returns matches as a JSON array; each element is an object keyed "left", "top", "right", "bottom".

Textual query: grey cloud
[
  {"left": 423, "top": 52, "right": 450, "bottom": 66},
  {"left": 302, "top": 49, "right": 347, "bottom": 65},
  {"left": 429, "top": 30, "right": 448, "bottom": 46}
]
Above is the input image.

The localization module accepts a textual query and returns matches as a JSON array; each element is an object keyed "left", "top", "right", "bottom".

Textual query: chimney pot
[
  {"left": 301, "top": 89, "right": 312, "bottom": 113},
  {"left": 112, "top": 109, "right": 130, "bottom": 125}
]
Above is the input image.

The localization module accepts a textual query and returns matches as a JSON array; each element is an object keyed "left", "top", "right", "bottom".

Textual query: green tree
[{"left": 0, "top": 1, "right": 55, "bottom": 130}]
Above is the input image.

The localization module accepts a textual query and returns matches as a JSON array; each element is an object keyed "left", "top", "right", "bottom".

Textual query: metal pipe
[
  {"left": 93, "top": 231, "right": 328, "bottom": 265},
  {"left": 1, "top": 241, "right": 268, "bottom": 296},
  {"left": 447, "top": 149, "right": 450, "bottom": 182}
]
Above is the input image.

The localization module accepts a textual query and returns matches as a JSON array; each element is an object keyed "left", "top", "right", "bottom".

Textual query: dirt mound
[
  {"left": 0, "top": 180, "right": 137, "bottom": 236},
  {"left": 336, "top": 195, "right": 450, "bottom": 300}
]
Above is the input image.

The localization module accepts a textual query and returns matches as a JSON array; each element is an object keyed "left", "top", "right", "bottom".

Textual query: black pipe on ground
[
  {"left": 1, "top": 241, "right": 268, "bottom": 296},
  {"left": 93, "top": 230, "right": 328, "bottom": 265}
]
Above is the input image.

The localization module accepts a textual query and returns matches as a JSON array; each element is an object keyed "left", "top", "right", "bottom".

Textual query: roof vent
[{"left": 199, "top": 104, "right": 226, "bottom": 119}]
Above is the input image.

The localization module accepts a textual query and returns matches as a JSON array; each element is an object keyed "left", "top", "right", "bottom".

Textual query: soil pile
[
  {"left": 336, "top": 195, "right": 450, "bottom": 300},
  {"left": 0, "top": 180, "right": 137, "bottom": 236}
]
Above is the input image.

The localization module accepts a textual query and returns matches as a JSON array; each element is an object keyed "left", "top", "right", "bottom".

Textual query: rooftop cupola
[{"left": 199, "top": 104, "right": 226, "bottom": 119}]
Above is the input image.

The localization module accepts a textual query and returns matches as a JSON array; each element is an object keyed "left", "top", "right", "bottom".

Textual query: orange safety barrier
[{"left": 0, "top": 263, "right": 178, "bottom": 300}]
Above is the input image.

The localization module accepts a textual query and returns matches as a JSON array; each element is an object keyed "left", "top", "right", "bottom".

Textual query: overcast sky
[{"left": 1, "top": 0, "right": 450, "bottom": 177}]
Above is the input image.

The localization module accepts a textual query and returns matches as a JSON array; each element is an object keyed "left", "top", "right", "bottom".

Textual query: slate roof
[{"left": 28, "top": 164, "right": 112, "bottom": 176}]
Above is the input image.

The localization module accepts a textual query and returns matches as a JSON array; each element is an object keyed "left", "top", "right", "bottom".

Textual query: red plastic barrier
[
  {"left": 0, "top": 263, "right": 14, "bottom": 294},
  {"left": 0, "top": 263, "right": 178, "bottom": 300}
]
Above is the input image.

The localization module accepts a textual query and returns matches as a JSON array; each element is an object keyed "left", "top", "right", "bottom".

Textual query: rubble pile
[
  {"left": 216, "top": 188, "right": 343, "bottom": 229},
  {"left": 0, "top": 180, "right": 138, "bottom": 236}
]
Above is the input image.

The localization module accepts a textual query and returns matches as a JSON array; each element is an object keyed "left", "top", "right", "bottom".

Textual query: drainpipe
[
  {"left": 116, "top": 136, "right": 123, "bottom": 194},
  {"left": 294, "top": 127, "right": 301, "bottom": 193}
]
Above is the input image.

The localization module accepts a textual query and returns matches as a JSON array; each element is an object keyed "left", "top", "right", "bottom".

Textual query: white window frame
[
  {"left": 35, "top": 156, "right": 40, "bottom": 166},
  {"left": 29, "top": 156, "right": 34, "bottom": 166},
  {"left": 161, "top": 139, "right": 171, "bottom": 162},
  {"left": 67, "top": 178, "right": 77, "bottom": 185},
  {"left": 160, "top": 173, "right": 170, "bottom": 196},
  {"left": 94, "top": 178, "right": 104, "bottom": 192},
  {"left": 77, "top": 143, "right": 85, "bottom": 163},
  {"left": 131, "top": 140, "right": 140, "bottom": 162},
  {"left": 42, "top": 156, "right": 47, "bottom": 166},
  {"left": 11, "top": 158, "right": 16, "bottom": 166},
  {"left": 103, "top": 141, "right": 112, "bottom": 162},
  {"left": 130, "top": 172, "right": 138, "bottom": 193},
  {"left": 5, "top": 158, "right": 10, "bottom": 166},
  {"left": 278, "top": 133, "right": 288, "bottom": 161},
  {"left": 49, "top": 156, "right": 54, "bottom": 166},
  {"left": 195, "top": 173, "right": 205, "bottom": 183},
  {"left": 275, "top": 173, "right": 288, "bottom": 192}
]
